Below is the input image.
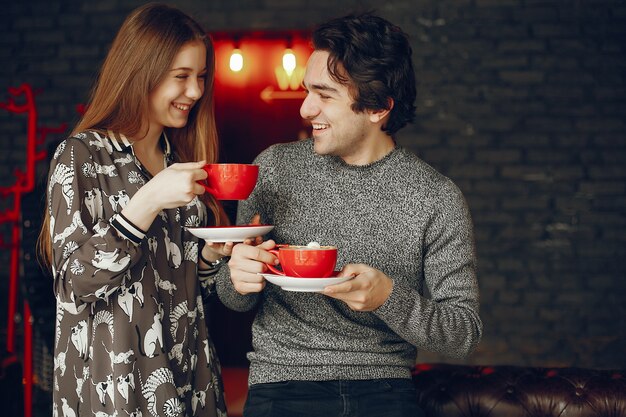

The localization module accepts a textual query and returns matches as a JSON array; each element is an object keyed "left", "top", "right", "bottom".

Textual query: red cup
[
  {"left": 199, "top": 164, "right": 259, "bottom": 200},
  {"left": 265, "top": 245, "right": 337, "bottom": 278}
]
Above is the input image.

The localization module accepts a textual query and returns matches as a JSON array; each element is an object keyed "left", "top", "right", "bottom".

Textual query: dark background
[{"left": 1, "top": 2, "right": 625, "bottom": 412}]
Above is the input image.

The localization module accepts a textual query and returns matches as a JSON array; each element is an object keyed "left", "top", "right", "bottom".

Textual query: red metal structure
[{"left": 0, "top": 83, "right": 66, "bottom": 417}]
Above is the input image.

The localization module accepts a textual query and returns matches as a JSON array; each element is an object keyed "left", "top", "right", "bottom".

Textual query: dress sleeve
[
  {"left": 198, "top": 266, "right": 220, "bottom": 302},
  {"left": 192, "top": 200, "right": 215, "bottom": 302},
  {"left": 373, "top": 180, "right": 483, "bottom": 359},
  {"left": 48, "top": 138, "right": 144, "bottom": 309}
]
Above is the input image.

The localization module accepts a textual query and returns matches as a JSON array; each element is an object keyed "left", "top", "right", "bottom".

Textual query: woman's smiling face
[{"left": 148, "top": 40, "right": 207, "bottom": 132}]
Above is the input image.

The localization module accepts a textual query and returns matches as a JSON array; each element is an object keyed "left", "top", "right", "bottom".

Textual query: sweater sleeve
[
  {"left": 215, "top": 147, "right": 277, "bottom": 311},
  {"left": 214, "top": 267, "right": 259, "bottom": 312},
  {"left": 48, "top": 138, "right": 144, "bottom": 309},
  {"left": 373, "top": 179, "right": 483, "bottom": 358}
]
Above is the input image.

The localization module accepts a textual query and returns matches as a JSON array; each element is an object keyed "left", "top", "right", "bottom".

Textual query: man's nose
[{"left": 299, "top": 93, "right": 319, "bottom": 120}]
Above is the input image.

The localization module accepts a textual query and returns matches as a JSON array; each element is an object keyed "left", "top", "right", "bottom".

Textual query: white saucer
[
  {"left": 187, "top": 225, "right": 274, "bottom": 242},
  {"left": 259, "top": 272, "right": 352, "bottom": 292}
]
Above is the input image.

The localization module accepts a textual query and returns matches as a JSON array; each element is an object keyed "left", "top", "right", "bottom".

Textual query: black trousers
[{"left": 243, "top": 378, "right": 425, "bottom": 417}]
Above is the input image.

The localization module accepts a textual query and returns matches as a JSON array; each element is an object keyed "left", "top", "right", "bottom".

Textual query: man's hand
[
  {"left": 322, "top": 264, "right": 393, "bottom": 311},
  {"left": 228, "top": 239, "right": 278, "bottom": 295}
]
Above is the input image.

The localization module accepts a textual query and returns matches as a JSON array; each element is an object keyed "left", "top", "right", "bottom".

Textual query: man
[{"left": 215, "top": 13, "right": 482, "bottom": 417}]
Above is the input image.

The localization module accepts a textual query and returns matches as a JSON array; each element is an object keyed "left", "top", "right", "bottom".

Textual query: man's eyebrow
[{"left": 304, "top": 82, "right": 339, "bottom": 93}]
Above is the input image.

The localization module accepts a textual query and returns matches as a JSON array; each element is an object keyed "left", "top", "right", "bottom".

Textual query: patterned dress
[{"left": 48, "top": 130, "right": 226, "bottom": 417}]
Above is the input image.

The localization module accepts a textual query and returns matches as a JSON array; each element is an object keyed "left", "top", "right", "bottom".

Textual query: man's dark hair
[{"left": 312, "top": 12, "right": 417, "bottom": 136}]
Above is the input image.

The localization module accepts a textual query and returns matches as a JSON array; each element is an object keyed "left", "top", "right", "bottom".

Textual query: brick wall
[{"left": 1, "top": 0, "right": 625, "bottom": 375}]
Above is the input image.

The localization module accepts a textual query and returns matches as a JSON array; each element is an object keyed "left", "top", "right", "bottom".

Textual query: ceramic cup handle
[
  {"left": 265, "top": 249, "right": 284, "bottom": 275},
  {"left": 197, "top": 180, "right": 218, "bottom": 196}
]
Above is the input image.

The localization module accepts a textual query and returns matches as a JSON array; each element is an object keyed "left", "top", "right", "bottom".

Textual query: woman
[{"left": 39, "top": 4, "right": 230, "bottom": 416}]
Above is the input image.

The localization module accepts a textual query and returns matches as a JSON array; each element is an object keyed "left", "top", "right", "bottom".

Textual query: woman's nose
[{"left": 186, "top": 78, "right": 203, "bottom": 100}]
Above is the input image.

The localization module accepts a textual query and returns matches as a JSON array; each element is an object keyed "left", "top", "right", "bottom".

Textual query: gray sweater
[{"left": 216, "top": 139, "right": 482, "bottom": 385}]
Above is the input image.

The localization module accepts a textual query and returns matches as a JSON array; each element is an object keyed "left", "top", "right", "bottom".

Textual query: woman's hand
[
  {"left": 202, "top": 241, "right": 235, "bottom": 263},
  {"left": 142, "top": 161, "right": 208, "bottom": 211},
  {"left": 121, "top": 161, "right": 207, "bottom": 232}
]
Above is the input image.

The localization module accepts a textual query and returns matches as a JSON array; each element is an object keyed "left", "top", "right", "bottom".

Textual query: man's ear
[{"left": 368, "top": 98, "right": 394, "bottom": 123}]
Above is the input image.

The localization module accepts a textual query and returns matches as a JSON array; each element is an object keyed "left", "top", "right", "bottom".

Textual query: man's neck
[{"left": 341, "top": 134, "right": 396, "bottom": 166}]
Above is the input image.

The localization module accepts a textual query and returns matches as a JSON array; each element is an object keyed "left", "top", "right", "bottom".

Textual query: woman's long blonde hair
[{"left": 38, "top": 3, "right": 227, "bottom": 267}]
